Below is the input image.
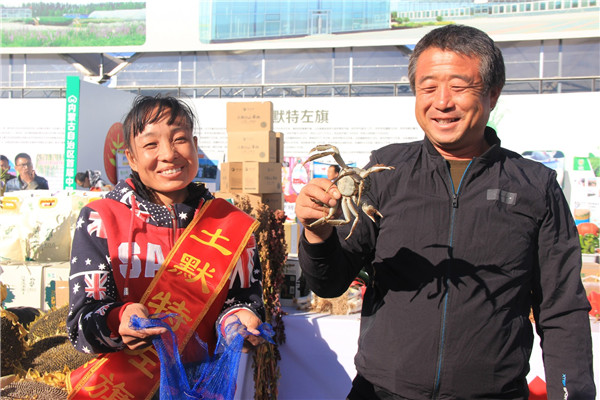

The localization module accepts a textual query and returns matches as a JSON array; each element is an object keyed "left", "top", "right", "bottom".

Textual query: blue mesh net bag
[{"left": 130, "top": 313, "right": 274, "bottom": 400}]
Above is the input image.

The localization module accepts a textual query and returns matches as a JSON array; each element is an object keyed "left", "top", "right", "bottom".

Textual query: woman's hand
[
  {"left": 118, "top": 303, "right": 168, "bottom": 350},
  {"left": 223, "top": 309, "right": 265, "bottom": 352}
]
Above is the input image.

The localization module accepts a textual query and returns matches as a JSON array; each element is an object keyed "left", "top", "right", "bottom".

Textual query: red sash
[{"left": 67, "top": 198, "right": 258, "bottom": 400}]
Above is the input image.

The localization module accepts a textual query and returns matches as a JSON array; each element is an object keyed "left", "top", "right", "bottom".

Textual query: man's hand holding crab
[
  {"left": 296, "top": 144, "right": 395, "bottom": 242},
  {"left": 296, "top": 177, "right": 342, "bottom": 243}
]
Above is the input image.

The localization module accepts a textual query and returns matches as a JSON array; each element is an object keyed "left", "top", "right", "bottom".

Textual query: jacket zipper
[
  {"left": 167, "top": 205, "right": 178, "bottom": 245},
  {"left": 432, "top": 160, "right": 473, "bottom": 399}
]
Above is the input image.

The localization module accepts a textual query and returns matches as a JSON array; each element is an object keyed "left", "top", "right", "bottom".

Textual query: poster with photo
[
  {"left": 282, "top": 157, "right": 311, "bottom": 222},
  {"left": 569, "top": 155, "right": 600, "bottom": 227},
  {"left": 522, "top": 150, "right": 565, "bottom": 187},
  {"left": 1, "top": 1, "right": 146, "bottom": 48}
]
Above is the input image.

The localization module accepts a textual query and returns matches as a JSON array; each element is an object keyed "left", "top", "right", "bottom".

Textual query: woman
[{"left": 67, "top": 95, "right": 265, "bottom": 399}]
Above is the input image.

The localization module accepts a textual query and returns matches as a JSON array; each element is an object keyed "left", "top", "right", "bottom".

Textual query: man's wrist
[{"left": 304, "top": 225, "right": 333, "bottom": 243}]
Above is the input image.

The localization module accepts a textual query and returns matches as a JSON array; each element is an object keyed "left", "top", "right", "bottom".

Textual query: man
[
  {"left": 295, "top": 25, "right": 595, "bottom": 399},
  {"left": 1, "top": 155, "right": 16, "bottom": 195},
  {"left": 1, "top": 155, "right": 13, "bottom": 175},
  {"left": 75, "top": 170, "right": 112, "bottom": 191},
  {"left": 6, "top": 153, "right": 48, "bottom": 191},
  {"left": 327, "top": 164, "right": 340, "bottom": 181}
]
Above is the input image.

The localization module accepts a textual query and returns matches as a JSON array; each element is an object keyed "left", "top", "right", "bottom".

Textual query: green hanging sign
[{"left": 63, "top": 76, "right": 80, "bottom": 189}]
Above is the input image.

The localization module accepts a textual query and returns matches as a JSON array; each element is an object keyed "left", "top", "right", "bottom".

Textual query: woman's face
[{"left": 125, "top": 109, "right": 198, "bottom": 205}]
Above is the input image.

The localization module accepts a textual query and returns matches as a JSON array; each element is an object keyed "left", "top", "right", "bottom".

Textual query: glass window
[
  {"left": 499, "top": 41, "right": 541, "bottom": 79},
  {"left": 16, "top": 54, "right": 83, "bottom": 87},
  {"left": 333, "top": 48, "right": 351, "bottom": 83},
  {"left": 561, "top": 38, "right": 600, "bottom": 76},
  {"left": 265, "top": 49, "right": 332, "bottom": 84},
  {"left": 118, "top": 53, "right": 179, "bottom": 86},
  {"left": 0, "top": 54, "right": 23, "bottom": 87},
  {"left": 351, "top": 46, "right": 409, "bottom": 82},
  {"left": 195, "top": 50, "right": 263, "bottom": 85},
  {"left": 179, "top": 53, "right": 196, "bottom": 86},
  {"left": 542, "top": 39, "right": 561, "bottom": 77}
]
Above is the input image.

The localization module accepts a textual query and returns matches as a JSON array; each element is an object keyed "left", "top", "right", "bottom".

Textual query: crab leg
[
  {"left": 307, "top": 198, "right": 339, "bottom": 228},
  {"left": 359, "top": 164, "right": 395, "bottom": 178},
  {"left": 355, "top": 180, "right": 365, "bottom": 210},
  {"left": 345, "top": 199, "right": 362, "bottom": 240},
  {"left": 318, "top": 198, "right": 362, "bottom": 240}
]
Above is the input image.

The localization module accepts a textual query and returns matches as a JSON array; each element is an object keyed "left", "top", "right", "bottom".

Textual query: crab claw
[
  {"left": 361, "top": 203, "right": 383, "bottom": 223},
  {"left": 308, "top": 144, "right": 340, "bottom": 154},
  {"left": 303, "top": 145, "right": 339, "bottom": 164},
  {"left": 303, "top": 144, "right": 348, "bottom": 168}
]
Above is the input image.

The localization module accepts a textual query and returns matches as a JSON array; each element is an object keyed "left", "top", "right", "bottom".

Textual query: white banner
[{"left": 1, "top": 91, "right": 598, "bottom": 194}]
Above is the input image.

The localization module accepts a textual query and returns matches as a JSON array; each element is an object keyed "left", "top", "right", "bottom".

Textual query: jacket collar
[
  {"left": 423, "top": 126, "right": 502, "bottom": 164},
  {"left": 105, "top": 179, "right": 212, "bottom": 220}
]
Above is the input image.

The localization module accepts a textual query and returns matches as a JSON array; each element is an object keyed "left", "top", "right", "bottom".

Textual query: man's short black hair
[
  {"left": 75, "top": 172, "right": 87, "bottom": 183},
  {"left": 14, "top": 153, "right": 31, "bottom": 163}
]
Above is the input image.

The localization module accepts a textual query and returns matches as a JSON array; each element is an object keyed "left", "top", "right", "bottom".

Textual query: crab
[{"left": 303, "top": 144, "right": 395, "bottom": 240}]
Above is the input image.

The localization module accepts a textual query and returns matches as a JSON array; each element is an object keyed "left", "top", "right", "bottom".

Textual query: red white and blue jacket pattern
[{"left": 67, "top": 180, "right": 264, "bottom": 354}]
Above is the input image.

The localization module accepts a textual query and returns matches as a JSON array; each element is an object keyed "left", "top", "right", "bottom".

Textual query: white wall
[{"left": 77, "top": 80, "right": 137, "bottom": 181}]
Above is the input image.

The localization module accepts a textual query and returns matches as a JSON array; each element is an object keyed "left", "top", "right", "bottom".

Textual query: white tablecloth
[
  {"left": 235, "top": 309, "right": 359, "bottom": 400},
  {"left": 235, "top": 309, "right": 599, "bottom": 400}
]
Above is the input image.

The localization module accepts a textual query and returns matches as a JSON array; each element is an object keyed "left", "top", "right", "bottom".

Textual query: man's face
[
  {"left": 327, "top": 166, "right": 338, "bottom": 181},
  {"left": 15, "top": 157, "right": 35, "bottom": 183},
  {"left": 0, "top": 159, "right": 9, "bottom": 173},
  {"left": 414, "top": 48, "right": 501, "bottom": 159},
  {"left": 76, "top": 178, "right": 90, "bottom": 188}
]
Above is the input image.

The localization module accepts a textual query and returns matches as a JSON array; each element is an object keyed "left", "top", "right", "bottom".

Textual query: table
[
  {"left": 235, "top": 309, "right": 359, "bottom": 400},
  {"left": 234, "top": 309, "right": 599, "bottom": 400}
]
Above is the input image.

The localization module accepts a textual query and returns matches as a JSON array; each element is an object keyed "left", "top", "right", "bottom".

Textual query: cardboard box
[
  {"left": 228, "top": 131, "right": 277, "bottom": 163},
  {"left": 42, "top": 262, "right": 70, "bottom": 310},
  {"left": 0, "top": 261, "right": 71, "bottom": 310},
  {"left": 54, "top": 280, "right": 69, "bottom": 310},
  {"left": 226, "top": 101, "right": 273, "bottom": 133},
  {"left": 215, "top": 192, "right": 284, "bottom": 211},
  {"left": 582, "top": 262, "right": 599, "bottom": 281},
  {"left": 243, "top": 162, "right": 282, "bottom": 193},
  {"left": 582, "top": 261, "right": 599, "bottom": 298},
  {"left": 220, "top": 162, "right": 243, "bottom": 193},
  {"left": 220, "top": 162, "right": 282, "bottom": 195},
  {"left": 280, "top": 256, "right": 301, "bottom": 306},
  {"left": 247, "top": 193, "right": 283, "bottom": 211},
  {"left": 1, "top": 262, "right": 44, "bottom": 309},
  {"left": 284, "top": 222, "right": 303, "bottom": 256}
]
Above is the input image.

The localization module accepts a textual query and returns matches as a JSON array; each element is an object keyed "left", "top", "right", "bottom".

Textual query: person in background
[
  {"left": 295, "top": 25, "right": 595, "bottom": 399},
  {"left": 327, "top": 164, "right": 340, "bottom": 181},
  {"left": 1, "top": 154, "right": 16, "bottom": 196},
  {"left": 67, "top": 95, "right": 266, "bottom": 399},
  {"left": 75, "top": 169, "right": 112, "bottom": 191},
  {"left": 5, "top": 153, "right": 48, "bottom": 191}
]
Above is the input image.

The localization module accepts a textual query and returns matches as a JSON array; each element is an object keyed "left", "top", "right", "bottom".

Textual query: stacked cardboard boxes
[
  {"left": 1, "top": 261, "right": 70, "bottom": 311},
  {"left": 219, "top": 101, "right": 284, "bottom": 210}
]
